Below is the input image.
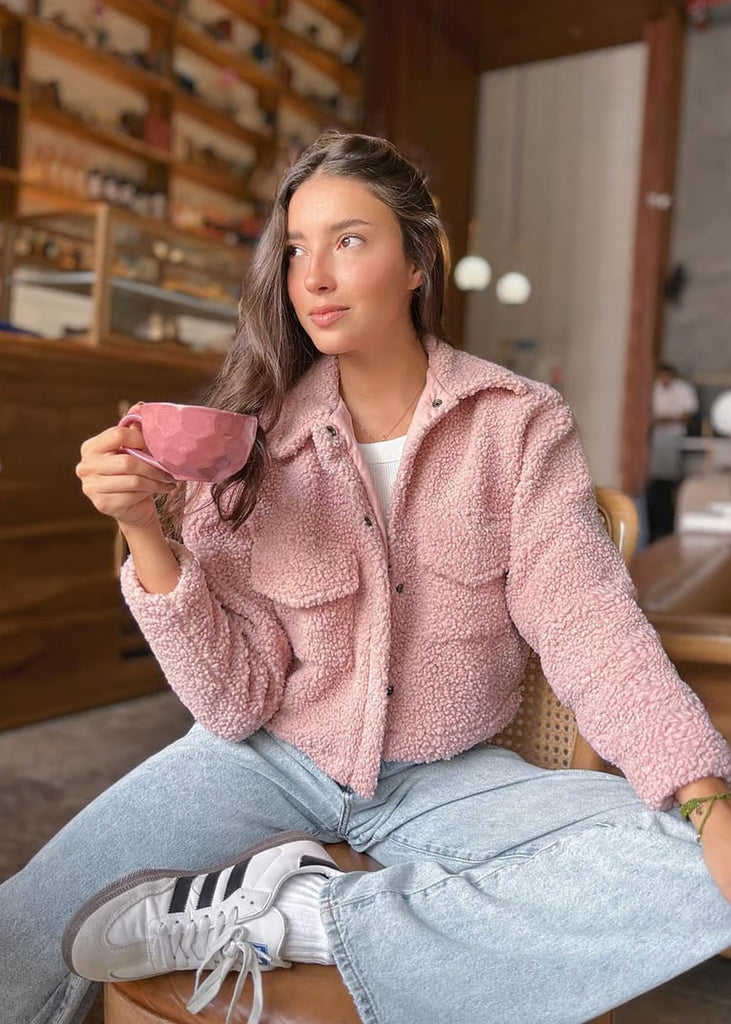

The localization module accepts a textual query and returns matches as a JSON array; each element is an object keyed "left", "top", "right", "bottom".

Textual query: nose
[{"left": 304, "top": 252, "right": 335, "bottom": 294}]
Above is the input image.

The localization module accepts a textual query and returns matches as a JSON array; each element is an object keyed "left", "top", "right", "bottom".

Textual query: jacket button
[
  {"left": 386, "top": 685, "right": 394, "bottom": 697},
  {"left": 326, "top": 425, "right": 337, "bottom": 436},
  {"left": 363, "top": 515, "right": 373, "bottom": 527},
  {"left": 432, "top": 398, "right": 442, "bottom": 408},
  {"left": 395, "top": 582, "right": 404, "bottom": 593}
]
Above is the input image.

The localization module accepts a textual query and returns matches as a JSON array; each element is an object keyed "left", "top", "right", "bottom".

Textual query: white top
[
  {"left": 358, "top": 434, "right": 407, "bottom": 521},
  {"left": 652, "top": 378, "right": 698, "bottom": 435}
]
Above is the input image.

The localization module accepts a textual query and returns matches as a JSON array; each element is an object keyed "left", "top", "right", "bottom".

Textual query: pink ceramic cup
[{"left": 118, "top": 402, "right": 258, "bottom": 483}]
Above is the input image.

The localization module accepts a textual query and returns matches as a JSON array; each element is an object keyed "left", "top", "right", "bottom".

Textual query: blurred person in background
[{"left": 647, "top": 362, "right": 699, "bottom": 541}]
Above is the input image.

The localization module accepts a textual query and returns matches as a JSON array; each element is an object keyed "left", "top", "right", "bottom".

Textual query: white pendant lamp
[
  {"left": 454, "top": 254, "right": 492, "bottom": 292},
  {"left": 496, "top": 271, "right": 532, "bottom": 305}
]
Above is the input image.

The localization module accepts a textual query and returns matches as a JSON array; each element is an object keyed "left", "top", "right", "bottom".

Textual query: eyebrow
[{"left": 287, "top": 218, "right": 372, "bottom": 241}]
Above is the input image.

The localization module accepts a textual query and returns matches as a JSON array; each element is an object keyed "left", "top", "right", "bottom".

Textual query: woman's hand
[
  {"left": 699, "top": 798, "right": 731, "bottom": 906},
  {"left": 76, "top": 420, "right": 176, "bottom": 532}
]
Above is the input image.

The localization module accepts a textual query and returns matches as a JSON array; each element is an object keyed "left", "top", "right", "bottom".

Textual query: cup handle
[
  {"left": 117, "top": 412, "right": 169, "bottom": 475},
  {"left": 118, "top": 412, "right": 142, "bottom": 429}
]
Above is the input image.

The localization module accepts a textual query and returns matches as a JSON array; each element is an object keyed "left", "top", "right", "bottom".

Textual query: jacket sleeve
[
  {"left": 120, "top": 494, "right": 293, "bottom": 741},
  {"left": 505, "top": 388, "right": 731, "bottom": 809}
]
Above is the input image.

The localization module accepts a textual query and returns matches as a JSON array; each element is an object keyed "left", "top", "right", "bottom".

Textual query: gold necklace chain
[{"left": 353, "top": 382, "right": 425, "bottom": 443}]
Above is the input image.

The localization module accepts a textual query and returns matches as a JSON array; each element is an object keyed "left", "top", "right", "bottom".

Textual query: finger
[
  {"left": 78, "top": 450, "right": 175, "bottom": 487},
  {"left": 113, "top": 451, "right": 176, "bottom": 485},
  {"left": 82, "top": 475, "right": 176, "bottom": 495},
  {"left": 80, "top": 424, "right": 145, "bottom": 458}
]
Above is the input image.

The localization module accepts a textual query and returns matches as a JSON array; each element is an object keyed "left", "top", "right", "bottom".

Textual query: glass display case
[{"left": 3, "top": 204, "right": 249, "bottom": 360}]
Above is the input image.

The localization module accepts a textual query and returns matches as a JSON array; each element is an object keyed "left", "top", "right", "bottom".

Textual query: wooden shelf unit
[{"left": 0, "top": 0, "right": 363, "bottom": 243}]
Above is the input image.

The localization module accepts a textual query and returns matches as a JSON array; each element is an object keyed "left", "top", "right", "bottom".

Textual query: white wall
[{"left": 464, "top": 45, "right": 647, "bottom": 487}]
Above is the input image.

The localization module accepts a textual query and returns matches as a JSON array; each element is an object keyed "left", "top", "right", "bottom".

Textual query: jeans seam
[
  {"left": 375, "top": 831, "right": 488, "bottom": 865},
  {"left": 29, "top": 974, "right": 96, "bottom": 1024},
  {"left": 321, "top": 889, "right": 381, "bottom": 1024},
  {"left": 335, "top": 822, "right": 623, "bottom": 909}
]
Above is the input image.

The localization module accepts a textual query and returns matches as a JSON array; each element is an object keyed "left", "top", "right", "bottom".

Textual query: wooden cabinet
[
  {"left": 0, "top": 332, "right": 219, "bottom": 729},
  {"left": 4, "top": 203, "right": 245, "bottom": 356}
]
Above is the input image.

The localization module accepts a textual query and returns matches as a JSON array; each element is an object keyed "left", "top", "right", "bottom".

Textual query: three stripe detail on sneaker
[
  {"left": 168, "top": 858, "right": 252, "bottom": 913},
  {"left": 167, "top": 854, "right": 336, "bottom": 914}
]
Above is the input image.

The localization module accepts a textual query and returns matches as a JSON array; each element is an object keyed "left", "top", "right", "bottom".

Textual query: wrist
[
  {"left": 119, "top": 519, "right": 181, "bottom": 595},
  {"left": 676, "top": 777, "right": 727, "bottom": 805},
  {"left": 118, "top": 516, "right": 165, "bottom": 544},
  {"left": 677, "top": 781, "right": 731, "bottom": 840}
]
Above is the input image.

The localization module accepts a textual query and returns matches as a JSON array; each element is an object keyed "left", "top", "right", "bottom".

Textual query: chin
[{"left": 307, "top": 330, "right": 361, "bottom": 358}]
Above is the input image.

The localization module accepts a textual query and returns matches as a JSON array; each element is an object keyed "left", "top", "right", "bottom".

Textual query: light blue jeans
[{"left": 3, "top": 724, "right": 731, "bottom": 1024}]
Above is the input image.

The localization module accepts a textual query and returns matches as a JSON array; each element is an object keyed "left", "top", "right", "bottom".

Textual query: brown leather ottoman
[{"left": 105, "top": 845, "right": 379, "bottom": 1024}]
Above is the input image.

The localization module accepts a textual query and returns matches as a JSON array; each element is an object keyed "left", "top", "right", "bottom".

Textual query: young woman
[{"left": 3, "top": 132, "right": 731, "bottom": 1024}]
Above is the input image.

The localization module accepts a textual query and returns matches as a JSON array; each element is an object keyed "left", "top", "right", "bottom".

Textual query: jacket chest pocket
[
  {"left": 415, "top": 513, "right": 510, "bottom": 641},
  {"left": 419, "top": 512, "right": 509, "bottom": 586},
  {"left": 249, "top": 540, "right": 360, "bottom": 670}
]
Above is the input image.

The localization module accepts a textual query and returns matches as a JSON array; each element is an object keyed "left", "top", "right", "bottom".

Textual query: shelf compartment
[
  {"left": 12, "top": 267, "right": 238, "bottom": 318},
  {"left": 295, "top": 0, "right": 365, "bottom": 39},
  {"left": 26, "top": 18, "right": 173, "bottom": 99},
  {"left": 28, "top": 104, "right": 172, "bottom": 165},
  {"left": 17, "top": 195, "right": 252, "bottom": 252},
  {"left": 172, "top": 89, "right": 272, "bottom": 150},
  {"left": 171, "top": 159, "right": 254, "bottom": 201},
  {"left": 175, "top": 20, "right": 280, "bottom": 97},
  {"left": 19, "top": 181, "right": 100, "bottom": 212},
  {"left": 279, "top": 86, "right": 342, "bottom": 128},
  {"left": 0, "top": 165, "right": 19, "bottom": 183},
  {"left": 277, "top": 25, "right": 360, "bottom": 94},
  {"left": 101, "top": 0, "right": 176, "bottom": 28},
  {"left": 215, "top": 0, "right": 276, "bottom": 33}
]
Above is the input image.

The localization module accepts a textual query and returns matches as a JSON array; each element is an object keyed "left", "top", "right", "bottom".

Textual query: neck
[{"left": 338, "top": 336, "right": 428, "bottom": 443}]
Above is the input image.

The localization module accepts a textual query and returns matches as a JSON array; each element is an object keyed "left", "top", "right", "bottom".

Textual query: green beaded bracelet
[{"left": 679, "top": 792, "right": 731, "bottom": 841}]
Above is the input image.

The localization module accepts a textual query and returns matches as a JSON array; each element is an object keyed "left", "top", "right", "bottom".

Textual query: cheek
[{"left": 349, "top": 259, "right": 413, "bottom": 306}]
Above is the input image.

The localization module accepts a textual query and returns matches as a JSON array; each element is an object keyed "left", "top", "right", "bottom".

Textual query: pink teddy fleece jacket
[{"left": 121, "top": 337, "right": 731, "bottom": 808}]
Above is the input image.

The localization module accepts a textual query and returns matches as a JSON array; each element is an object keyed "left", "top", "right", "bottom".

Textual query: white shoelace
[{"left": 153, "top": 912, "right": 272, "bottom": 1024}]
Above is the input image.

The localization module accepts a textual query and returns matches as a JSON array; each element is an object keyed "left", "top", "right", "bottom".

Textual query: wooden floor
[{"left": 1, "top": 692, "right": 730, "bottom": 1023}]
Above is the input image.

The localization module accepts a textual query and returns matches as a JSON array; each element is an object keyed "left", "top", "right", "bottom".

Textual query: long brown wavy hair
[{"left": 160, "top": 130, "right": 451, "bottom": 537}]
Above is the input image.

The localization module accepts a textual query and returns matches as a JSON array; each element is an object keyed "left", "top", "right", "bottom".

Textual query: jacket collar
[{"left": 267, "top": 335, "right": 529, "bottom": 460}]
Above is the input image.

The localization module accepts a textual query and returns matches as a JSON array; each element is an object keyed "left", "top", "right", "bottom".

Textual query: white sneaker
[{"left": 62, "top": 831, "right": 342, "bottom": 1024}]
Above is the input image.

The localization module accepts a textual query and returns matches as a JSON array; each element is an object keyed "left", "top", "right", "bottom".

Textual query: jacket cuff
[{"left": 120, "top": 539, "right": 202, "bottom": 622}]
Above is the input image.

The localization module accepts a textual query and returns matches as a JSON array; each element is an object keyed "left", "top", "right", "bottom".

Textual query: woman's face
[{"left": 286, "top": 174, "right": 422, "bottom": 359}]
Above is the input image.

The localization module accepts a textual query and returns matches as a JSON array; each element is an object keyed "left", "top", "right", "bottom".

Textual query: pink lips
[{"left": 309, "top": 306, "right": 348, "bottom": 328}]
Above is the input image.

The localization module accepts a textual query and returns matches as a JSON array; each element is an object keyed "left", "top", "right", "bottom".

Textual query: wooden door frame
[{"left": 620, "top": 4, "right": 686, "bottom": 496}]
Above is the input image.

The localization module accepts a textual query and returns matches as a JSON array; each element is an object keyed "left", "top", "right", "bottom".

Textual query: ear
[{"left": 408, "top": 263, "right": 423, "bottom": 291}]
